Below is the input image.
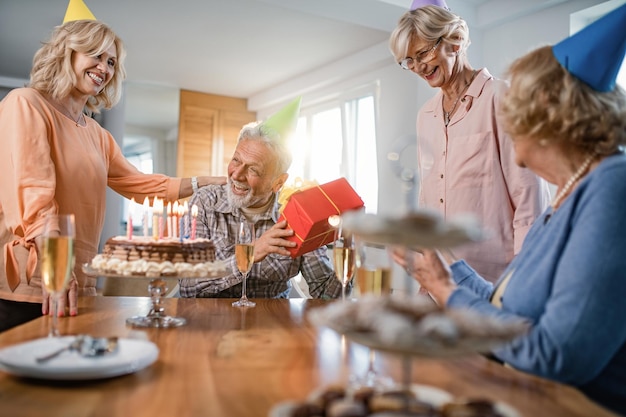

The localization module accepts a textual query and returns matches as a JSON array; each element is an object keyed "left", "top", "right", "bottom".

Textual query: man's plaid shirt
[{"left": 179, "top": 184, "right": 344, "bottom": 299}]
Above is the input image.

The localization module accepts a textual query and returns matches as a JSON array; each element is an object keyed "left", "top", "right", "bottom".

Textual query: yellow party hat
[
  {"left": 63, "top": 0, "right": 96, "bottom": 23},
  {"left": 261, "top": 96, "right": 302, "bottom": 146}
]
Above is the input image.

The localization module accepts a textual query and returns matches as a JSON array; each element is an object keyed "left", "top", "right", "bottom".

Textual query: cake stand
[
  {"left": 321, "top": 210, "right": 500, "bottom": 391},
  {"left": 82, "top": 263, "right": 228, "bottom": 328}
]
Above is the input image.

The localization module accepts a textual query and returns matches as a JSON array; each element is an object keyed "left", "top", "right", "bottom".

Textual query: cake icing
[{"left": 90, "top": 236, "right": 228, "bottom": 278}]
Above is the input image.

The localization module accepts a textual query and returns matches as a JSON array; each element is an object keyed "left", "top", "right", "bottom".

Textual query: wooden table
[{"left": 0, "top": 297, "right": 617, "bottom": 417}]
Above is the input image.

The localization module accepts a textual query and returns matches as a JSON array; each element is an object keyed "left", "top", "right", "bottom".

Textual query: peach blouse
[{"left": 0, "top": 88, "right": 181, "bottom": 302}]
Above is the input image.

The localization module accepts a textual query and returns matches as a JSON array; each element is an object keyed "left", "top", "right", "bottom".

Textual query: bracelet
[{"left": 191, "top": 176, "right": 199, "bottom": 193}]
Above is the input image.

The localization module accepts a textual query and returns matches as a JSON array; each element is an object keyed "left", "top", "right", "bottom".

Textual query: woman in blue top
[{"left": 394, "top": 5, "right": 626, "bottom": 415}]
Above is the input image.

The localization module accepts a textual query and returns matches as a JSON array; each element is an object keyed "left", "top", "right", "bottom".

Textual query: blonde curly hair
[
  {"left": 29, "top": 19, "right": 127, "bottom": 115},
  {"left": 500, "top": 45, "right": 626, "bottom": 155}
]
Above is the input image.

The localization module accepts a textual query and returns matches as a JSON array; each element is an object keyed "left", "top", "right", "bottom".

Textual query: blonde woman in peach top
[{"left": 0, "top": 20, "right": 224, "bottom": 332}]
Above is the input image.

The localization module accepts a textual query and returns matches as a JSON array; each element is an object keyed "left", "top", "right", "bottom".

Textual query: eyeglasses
[{"left": 399, "top": 37, "right": 442, "bottom": 70}]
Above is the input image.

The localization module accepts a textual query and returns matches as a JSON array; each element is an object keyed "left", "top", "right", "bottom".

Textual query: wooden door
[{"left": 177, "top": 90, "right": 256, "bottom": 177}]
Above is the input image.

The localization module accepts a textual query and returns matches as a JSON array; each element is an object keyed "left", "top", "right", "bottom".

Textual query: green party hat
[
  {"left": 63, "top": 0, "right": 96, "bottom": 23},
  {"left": 261, "top": 96, "right": 302, "bottom": 145}
]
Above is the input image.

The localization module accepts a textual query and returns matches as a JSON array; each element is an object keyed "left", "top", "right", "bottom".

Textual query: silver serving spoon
[{"left": 36, "top": 335, "right": 119, "bottom": 363}]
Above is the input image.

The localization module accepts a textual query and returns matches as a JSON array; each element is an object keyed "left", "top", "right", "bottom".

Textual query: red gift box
[{"left": 278, "top": 177, "right": 364, "bottom": 257}]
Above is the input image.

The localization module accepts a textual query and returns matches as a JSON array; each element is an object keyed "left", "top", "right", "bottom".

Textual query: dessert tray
[
  {"left": 340, "top": 210, "right": 485, "bottom": 248},
  {"left": 83, "top": 258, "right": 230, "bottom": 279},
  {"left": 0, "top": 336, "right": 158, "bottom": 381},
  {"left": 269, "top": 383, "right": 522, "bottom": 417},
  {"left": 308, "top": 294, "right": 528, "bottom": 357}
]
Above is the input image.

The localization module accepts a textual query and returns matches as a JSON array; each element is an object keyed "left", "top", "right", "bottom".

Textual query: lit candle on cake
[
  {"left": 152, "top": 197, "right": 160, "bottom": 241},
  {"left": 142, "top": 197, "right": 150, "bottom": 237},
  {"left": 183, "top": 201, "right": 190, "bottom": 239},
  {"left": 127, "top": 198, "right": 135, "bottom": 240},
  {"left": 191, "top": 204, "right": 198, "bottom": 240},
  {"left": 166, "top": 201, "right": 172, "bottom": 238},
  {"left": 157, "top": 198, "right": 165, "bottom": 240},
  {"left": 178, "top": 204, "right": 185, "bottom": 243},
  {"left": 172, "top": 201, "right": 179, "bottom": 238}
]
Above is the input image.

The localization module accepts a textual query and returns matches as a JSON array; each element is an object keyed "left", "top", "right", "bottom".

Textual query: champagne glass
[
  {"left": 353, "top": 241, "right": 394, "bottom": 388},
  {"left": 41, "top": 214, "right": 75, "bottom": 337},
  {"left": 332, "top": 225, "right": 356, "bottom": 301},
  {"left": 232, "top": 220, "right": 256, "bottom": 308},
  {"left": 125, "top": 277, "right": 187, "bottom": 328}
]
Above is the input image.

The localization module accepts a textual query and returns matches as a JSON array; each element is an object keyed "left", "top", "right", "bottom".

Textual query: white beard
[
  {"left": 226, "top": 178, "right": 271, "bottom": 209},
  {"left": 226, "top": 180, "right": 251, "bottom": 209}
]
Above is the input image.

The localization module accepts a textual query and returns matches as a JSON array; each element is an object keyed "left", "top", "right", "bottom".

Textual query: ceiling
[{"left": 1, "top": 0, "right": 544, "bottom": 132}]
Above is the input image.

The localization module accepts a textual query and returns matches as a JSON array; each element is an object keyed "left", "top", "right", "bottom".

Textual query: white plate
[
  {"left": 411, "top": 384, "right": 522, "bottom": 417},
  {"left": 0, "top": 336, "right": 159, "bottom": 380},
  {"left": 411, "top": 383, "right": 454, "bottom": 405}
]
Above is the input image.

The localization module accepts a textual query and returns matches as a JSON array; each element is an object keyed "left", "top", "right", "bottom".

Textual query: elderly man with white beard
[{"left": 179, "top": 105, "right": 344, "bottom": 300}]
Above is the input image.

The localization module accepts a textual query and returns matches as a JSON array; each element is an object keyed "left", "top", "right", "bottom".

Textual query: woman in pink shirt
[
  {"left": 389, "top": 2, "right": 550, "bottom": 283},
  {"left": 0, "top": 19, "right": 224, "bottom": 332}
]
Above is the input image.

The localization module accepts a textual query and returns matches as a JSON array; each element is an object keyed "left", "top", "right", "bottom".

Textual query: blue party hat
[
  {"left": 552, "top": 3, "right": 626, "bottom": 92},
  {"left": 410, "top": 0, "right": 449, "bottom": 10}
]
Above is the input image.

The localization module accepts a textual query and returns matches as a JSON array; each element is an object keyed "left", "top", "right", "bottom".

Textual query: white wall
[{"left": 482, "top": 0, "right": 608, "bottom": 79}]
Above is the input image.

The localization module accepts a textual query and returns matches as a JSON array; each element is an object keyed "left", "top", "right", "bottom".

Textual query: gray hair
[
  {"left": 500, "top": 45, "right": 626, "bottom": 155},
  {"left": 389, "top": 5, "right": 470, "bottom": 63},
  {"left": 238, "top": 121, "right": 293, "bottom": 177}
]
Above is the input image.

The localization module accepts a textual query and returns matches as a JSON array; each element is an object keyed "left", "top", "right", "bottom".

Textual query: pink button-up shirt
[{"left": 417, "top": 68, "right": 550, "bottom": 283}]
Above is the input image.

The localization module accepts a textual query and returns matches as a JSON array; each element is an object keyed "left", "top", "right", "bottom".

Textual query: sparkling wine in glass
[
  {"left": 232, "top": 220, "right": 256, "bottom": 308},
  {"left": 41, "top": 214, "right": 75, "bottom": 337},
  {"left": 333, "top": 226, "right": 356, "bottom": 301},
  {"left": 353, "top": 242, "right": 394, "bottom": 388}
]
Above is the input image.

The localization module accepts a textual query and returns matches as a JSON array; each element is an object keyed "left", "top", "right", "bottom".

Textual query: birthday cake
[{"left": 89, "top": 236, "right": 228, "bottom": 278}]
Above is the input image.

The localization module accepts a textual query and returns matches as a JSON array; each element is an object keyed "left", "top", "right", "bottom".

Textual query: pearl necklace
[
  {"left": 443, "top": 70, "right": 478, "bottom": 126},
  {"left": 551, "top": 153, "right": 596, "bottom": 210}
]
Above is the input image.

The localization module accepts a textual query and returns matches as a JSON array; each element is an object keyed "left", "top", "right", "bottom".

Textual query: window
[
  {"left": 123, "top": 144, "right": 154, "bottom": 230},
  {"left": 287, "top": 89, "right": 379, "bottom": 213}
]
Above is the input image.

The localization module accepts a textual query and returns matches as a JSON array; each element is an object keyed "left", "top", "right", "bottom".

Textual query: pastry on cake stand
[{"left": 309, "top": 210, "right": 526, "bottom": 406}]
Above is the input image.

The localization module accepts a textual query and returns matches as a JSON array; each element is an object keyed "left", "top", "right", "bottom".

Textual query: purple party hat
[{"left": 410, "top": 0, "right": 449, "bottom": 10}]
